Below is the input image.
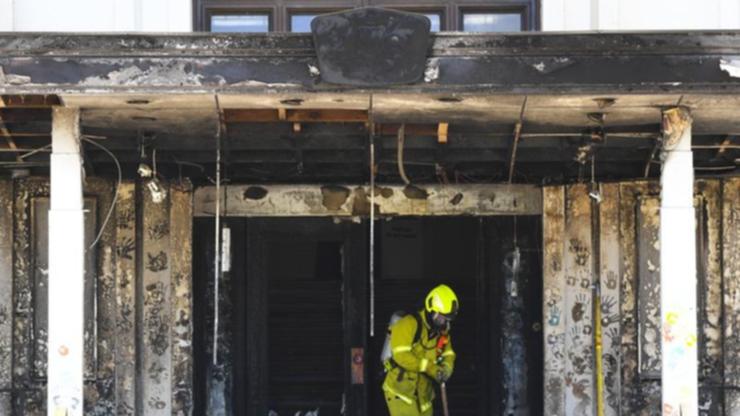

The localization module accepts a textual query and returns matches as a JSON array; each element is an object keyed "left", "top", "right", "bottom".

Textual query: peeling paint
[
  {"left": 638, "top": 197, "right": 661, "bottom": 377},
  {"left": 720, "top": 58, "right": 740, "bottom": 78},
  {"left": 81, "top": 61, "right": 205, "bottom": 87},
  {"left": 0, "top": 66, "right": 32, "bottom": 85},
  {"left": 696, "top": 181, "right": 723, "bottom": 415},
  {"left": 424, "top": 58, "right": 439, "bottom": 82},
  {"left": 530, "top": 57, "right": 574, "bottom": 74}
]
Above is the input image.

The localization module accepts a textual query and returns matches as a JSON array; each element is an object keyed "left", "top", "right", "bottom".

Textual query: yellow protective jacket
[{"left": 382, "top": 310, "right": 456, "bottom": 413}]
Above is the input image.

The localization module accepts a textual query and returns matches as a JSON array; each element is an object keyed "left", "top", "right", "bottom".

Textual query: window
[
  {"left": 290, "top": 14, "right": 317, "bottom": 33},
  {"left": 290, "top": 9, "right": 440, "bottom": 33},
  {"left": 422, "top": 13, "right": 442, "bottom": 32},
  {"left": 209, "top": 13, "right": 270, "bottom": 33},
  {"left": 462, "top": 11, "right": 523, "bottom": 32}
]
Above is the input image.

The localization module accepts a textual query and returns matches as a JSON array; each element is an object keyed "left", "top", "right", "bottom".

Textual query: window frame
[
  {"left": 459, "top": 5, "right": 530, "bottom": 33},
  {"left": 204, "top": 7, "right": 275, "bottom": 33},
  {"left": 387, "top": 6, "right": 447, "bottom": 32},
  {"left": 286, "top": 8, "right": 345, "bottom": 33},
  {"left": 194, "top": 1, "right": 540, "bottom": 33}
]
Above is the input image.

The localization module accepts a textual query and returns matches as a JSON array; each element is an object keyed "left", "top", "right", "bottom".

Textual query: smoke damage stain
[
  {"left": 243, "top": 186, "right": 268, "bottom": 200},
  {"left": 375, "top": 186, "right": 394, "bottom": 198},
  {"left": 147, "top": 251, "right": 168, "bottom": 272},
  {"left": 321, "top": 186, "right": 351, "bottom": 211},
  {"left": 403, "top": 184, "right": 429, "bottom": 200},
  {"left": 145, "top": 283, "right": 169, "bottom": 356},
  {"left": 568, "top": 238, "right": 590, "bottom": 266},
  {"left": 116, "top": 237, "right": 135, "bottom": 260},
  {"left": 449, "top": 192, "right": 464, "bottom": 206},
  {"left": 147, "top": 221, "right": 169, "bottom": 240}
]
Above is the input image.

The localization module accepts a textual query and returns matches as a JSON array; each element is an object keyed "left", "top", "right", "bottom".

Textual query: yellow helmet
[{"left": 425, "top": 284, "right": 459, "bottom": 316}]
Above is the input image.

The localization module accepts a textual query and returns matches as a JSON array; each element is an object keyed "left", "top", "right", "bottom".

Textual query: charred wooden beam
[
  {"left": 0, "top": 111, "right": 22, "bottom": 166},
  {"left": 224, "top": 109, "right": 368, "bottom": 123},
  {"left": 0, "top": 108, "right": 51, "bottom": 123},
  {"left": 0, "top": 95, "right": 60, "bottom": 107}
]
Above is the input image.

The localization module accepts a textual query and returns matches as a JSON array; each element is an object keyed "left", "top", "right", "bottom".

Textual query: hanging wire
[
  {"left": 213, "top": 97, "right": 223, "bottom": 366},
  {"left": 82, "top": 138, "right": 121, "bottom": 250},
  {"left": 369, "top": 95, "right": 376, "bottom": 337},
  {"left": 396, "top": 123, "right": 411, "bottom": 185}
]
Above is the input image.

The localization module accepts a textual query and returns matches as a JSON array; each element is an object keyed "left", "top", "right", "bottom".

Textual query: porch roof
[{"left": 0, "top": 31, "right": 738, "bottom": 183}]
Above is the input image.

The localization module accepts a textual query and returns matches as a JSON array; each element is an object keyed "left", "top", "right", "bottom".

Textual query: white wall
[
  {"left": 0, "top": 0, "right": 191, "bottom": 32},
  {"left": 544, "top": 0, "right": 740, "bottom": 31},
  {"left": 1, "top": 0, "right": 738, "bottom": 33}
]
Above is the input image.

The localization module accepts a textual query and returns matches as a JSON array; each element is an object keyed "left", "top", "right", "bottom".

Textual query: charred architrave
[
  {"left": 1, "top": 33, "right": 740, "bottom": 94},
  {"left": 195, "top": 184, "right": 542, "bottom": 217}
]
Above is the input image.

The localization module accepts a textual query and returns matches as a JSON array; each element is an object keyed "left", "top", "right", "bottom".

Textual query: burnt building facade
[{"left": 0, "top": 12, "right": 739, "bottom": 416}]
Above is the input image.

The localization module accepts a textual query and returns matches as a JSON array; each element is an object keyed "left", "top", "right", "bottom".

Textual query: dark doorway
[
  {"left": 239, "top": 218, "right": 368, "bottom": 416},
  {"left": 368, "top": 216, "right": 543, "bottom": 416},
  {"left": 194, "top": 215, "right": 542, "bottom": 416}
]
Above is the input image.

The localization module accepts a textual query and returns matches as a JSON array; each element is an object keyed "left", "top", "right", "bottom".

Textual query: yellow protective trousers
[{"left": 384, "top": 390, "right": 433, "bottom": 416}]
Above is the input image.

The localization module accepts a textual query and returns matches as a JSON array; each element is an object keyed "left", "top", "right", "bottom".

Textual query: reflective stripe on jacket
[{"left": 382, "top": 310, "right": 456, "bottom": 412}]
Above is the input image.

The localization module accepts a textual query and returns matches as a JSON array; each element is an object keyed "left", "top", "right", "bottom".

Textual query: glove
[{"left": 426, "top": 362, "right": 451, "bottom": 383}]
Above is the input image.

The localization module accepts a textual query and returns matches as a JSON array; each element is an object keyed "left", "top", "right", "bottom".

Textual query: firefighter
[{"left": 383, "top": 284, "right": 458, "bottom": 416}]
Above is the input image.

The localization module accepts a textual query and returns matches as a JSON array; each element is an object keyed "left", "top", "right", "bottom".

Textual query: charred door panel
[
  {"left": 245, "top": 218, "right": 364, "bottom": 416},
  {"left": 486, "top": 216, "right": 543, "bottom": 416}
]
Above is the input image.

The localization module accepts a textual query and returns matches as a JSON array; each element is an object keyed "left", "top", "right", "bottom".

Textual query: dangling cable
[
  {"left": 213, "top": 100, "right": 223, "bottom": 366},
  {"left": 369, "top": 95, "right": 376, "bottom": 337},
  {"left": 590, "top": 153, "right": 605, "bottom": 416},
  {"left": 82, "top": 138, "right": 121, "bottom": 250},
  {"left": 397, "top": 123, "right": 410, "bottom": 185}
]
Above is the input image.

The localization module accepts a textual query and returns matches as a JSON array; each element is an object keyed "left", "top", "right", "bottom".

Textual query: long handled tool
[
  {"left": 440, "top": 382, "right": 450, "bottom": 416},
  {"left": 436, "top": 334, "right": 451, "bottom": 416}
]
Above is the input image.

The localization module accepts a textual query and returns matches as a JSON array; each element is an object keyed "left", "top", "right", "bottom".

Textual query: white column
[
  {"left": 660, "top": 107, "right": 698, "bottom": 416},
  {"left": 47, "top": 107, "right": 84, "bottom": 416}
]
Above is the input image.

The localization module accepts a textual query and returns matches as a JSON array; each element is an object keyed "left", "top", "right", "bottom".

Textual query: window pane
[
  {"left": 291, "top": 14, "right": 317, "bottom": 33},
  {"left": 424, "top": 13, "right": 441, "bottom": 32},
  {"left": 462, "top": 13, "right": 522, "bottom": 32},
  {"left": 210, "top": 14, "right": 269, "bottom": 33}
]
